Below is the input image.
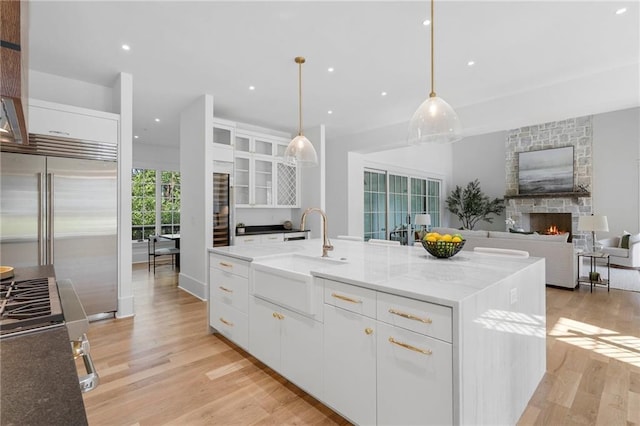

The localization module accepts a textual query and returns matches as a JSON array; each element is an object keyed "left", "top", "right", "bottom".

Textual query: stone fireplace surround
[{"left": 505, "top": 116, "right": 593, "bottom": 248}]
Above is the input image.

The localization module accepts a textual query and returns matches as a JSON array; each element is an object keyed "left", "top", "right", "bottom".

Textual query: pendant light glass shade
[
  {"left": 284, "top": 134, "right": 318, "bottom": 165},
  {"left": 408, "top": 95, "right": 462, "bottom": 144},
  {"left": 408, "top": 0, "right": 462, "bottom": 145},
  {"left": 284, "top": 56, "right": 318, "bottom": 167}
]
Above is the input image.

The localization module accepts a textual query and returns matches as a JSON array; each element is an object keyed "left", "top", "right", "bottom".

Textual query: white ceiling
[{"left": 28, "top": 1, "right": 640, "bottom": 148}]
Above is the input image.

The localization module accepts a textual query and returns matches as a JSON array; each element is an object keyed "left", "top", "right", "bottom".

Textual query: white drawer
[
  {"left": 377, "top": 292, "right": 452, "bottom": 343},
  {"left": 261, "top": 233, "right": 284, "bottom": 243},
  {"left": 324, "top": 279, "right": 376, "bottom": 319},
  {"left": 210, "top": 299, "right": 248, "bottom": 350},
  {"left": 210, "top": 253, "right": 249, "bottom": 278},
  {"left": 234, "top": 235, "right": 261, "bottom": 245},
  {"left": 209, "top": 268, "right": 249, "bottom": 313}
]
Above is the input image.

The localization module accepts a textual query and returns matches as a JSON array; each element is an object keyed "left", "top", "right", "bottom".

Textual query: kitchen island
[
  {"left": 0, "top": 265, "right": 88, "bottom": 426},
  {"left": 208, "top": 239, "right": 546, "bottom": 425}
]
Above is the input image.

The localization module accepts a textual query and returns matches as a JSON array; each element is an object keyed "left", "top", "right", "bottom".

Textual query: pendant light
[
  {"left": 284, "top": 56, "right": 318, "bottom": 167},
  {"left": 408, "top": 0, "right": 462, "bottom": 144}
]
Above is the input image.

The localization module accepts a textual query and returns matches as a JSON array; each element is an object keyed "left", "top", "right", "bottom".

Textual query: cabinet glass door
[
  {"left": 235, "top": 135, "right": 250, "bottom": 153},
  {"left": 234, "top": 156, "right": 250, "bottom": 205},
  {"left": 254, "top": 138, "right": 273, "bottom": 156},
  {"left": 253, "top": 159, "right": 273, "bottom": 206},
  {"left": 213, "top": 126, "right": 232, "bottom": 145}
]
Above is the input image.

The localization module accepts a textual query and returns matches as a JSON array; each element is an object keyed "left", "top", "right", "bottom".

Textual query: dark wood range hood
[{"left": 1, "top": 0, "right": 29, "bottom": 144}]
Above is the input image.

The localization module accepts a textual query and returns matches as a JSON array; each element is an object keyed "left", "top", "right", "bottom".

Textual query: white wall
[
  {"left": 326, "top": 121, "right": 453, "bottom": 238},
  {"left": 113, "top": 73, "right": 134, "bottom": 318},
  {"left": 450, "top": 131, "right": 509, "bottom": 231},
  {"left": 29, "top": 70, "right": 114, "bottom": 112},
  {"left": 132, "top": 143, "right": 179, "bottom": 171},
  {"left": 593, "top": 107, "right": 640, "bottom": 236},
  {"left": 178, "top": 94, "right": 213, "bottom": 300}
]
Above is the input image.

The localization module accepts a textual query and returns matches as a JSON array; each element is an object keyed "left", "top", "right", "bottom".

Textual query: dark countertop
[
  {"left": 237, "top": 224, "right": 309, "bottom": 236},
  {"left": 0, "top": 265, "right": 88, "bottom": 426}
]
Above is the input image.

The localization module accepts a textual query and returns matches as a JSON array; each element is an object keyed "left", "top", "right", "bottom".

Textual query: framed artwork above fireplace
[{"left": 518, "top": 146, "right": 574, "bottom": 194}]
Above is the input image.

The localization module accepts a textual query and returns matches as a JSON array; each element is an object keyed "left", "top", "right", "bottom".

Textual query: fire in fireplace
[{"left": 527, "top": 213, "right": 573, "bottom": 241}]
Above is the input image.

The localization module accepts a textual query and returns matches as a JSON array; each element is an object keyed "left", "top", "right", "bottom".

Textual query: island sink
[{"left": 251, "top": 254, "right": 346, "bottom": 316}]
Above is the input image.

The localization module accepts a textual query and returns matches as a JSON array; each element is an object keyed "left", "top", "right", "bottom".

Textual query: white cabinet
[
  {"left": 323, "top": 304, "right": 377, "bottom": 425},
  {"left": 376, "top": 321, "right": 453, "bottom": 425},
  {"left": 235, "top": 233, "right": 285, "bottom": 245},
  {"left": 321, "top": 278, "right": 453, "bottom": 426},
  {"left": 249, "top": 296, "right": 323, "bottom": 397},
  {"left": 209, "top": 254, "right": 250, "bottom": 350},
  {"left": 28, "top": 99, "right": 119, "bottom": 144},
  {"left": 234, "top": 131, "right": 298, "bottom": 208}
]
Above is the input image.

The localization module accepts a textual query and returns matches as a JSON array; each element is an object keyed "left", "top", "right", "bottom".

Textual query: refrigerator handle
[
  {"left": 47, "top": 173, "right": 54, "bottom": 264},
  {"left": 37, "top": 172, "right": 44, "bottom": 265}
]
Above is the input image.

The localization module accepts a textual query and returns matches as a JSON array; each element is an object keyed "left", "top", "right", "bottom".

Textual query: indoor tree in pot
[{"left": 446, "top": 179, "right": 505, "bottom": 230}]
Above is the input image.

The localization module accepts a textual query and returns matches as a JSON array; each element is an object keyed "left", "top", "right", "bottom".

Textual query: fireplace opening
[{"left": 528, "top": 213, "right": 572, "bottom": 241}]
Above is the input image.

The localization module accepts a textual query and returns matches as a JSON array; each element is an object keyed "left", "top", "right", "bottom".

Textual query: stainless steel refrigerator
[{"left": 0, "top": 138, "right": 118, "bottom": 316}]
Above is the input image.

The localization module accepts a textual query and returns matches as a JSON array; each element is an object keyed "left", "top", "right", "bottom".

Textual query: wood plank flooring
[{"left": 82, "top": 264, "right": 640, "bottom": 425}]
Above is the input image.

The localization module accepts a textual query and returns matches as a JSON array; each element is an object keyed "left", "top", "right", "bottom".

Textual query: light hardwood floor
[{"left": 82, "top": 264, "right": 640, "bottom": 425}]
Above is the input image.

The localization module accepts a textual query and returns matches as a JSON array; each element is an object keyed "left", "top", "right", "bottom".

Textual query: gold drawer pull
[
  {"left": 219, "top": 317, "right": 234, "bottom": 327},
  {"left": 388, "top": 337, "right": 432, "bottom": 355},
  {"left": 272, "top": 312, "right": 285, "bottom": 320},
  {"left": 219, "top": 262, "right": 233, "bottom": 268},
  {"left": 331, "top": 293, "right": 362, "bottom": 304},
  {"left": 219, "top": 286, "right": 233, "bottom": 293},
  {"left": 388, "top": 308, "right": 432, "bottom": 324},
  {"left": 365, "top": 327, "right": 374, "bottom": 335}
]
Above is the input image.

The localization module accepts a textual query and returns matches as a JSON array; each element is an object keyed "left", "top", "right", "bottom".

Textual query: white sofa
[
  {"left": 599, "top": 234, "right": 640, "bottom": 268},
  {"left": 432, "top": 227, "right": 577, "bottom": 288}
]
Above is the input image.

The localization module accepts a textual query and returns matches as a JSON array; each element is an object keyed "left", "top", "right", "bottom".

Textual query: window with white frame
[
  {"left": 363, "top": 169, "right": 441, "bottom": 243},
  {"left": 131, "top": 169, "right": 180, "bottom": 241}
]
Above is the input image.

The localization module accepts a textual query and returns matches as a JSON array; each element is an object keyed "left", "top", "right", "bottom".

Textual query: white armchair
[{"left": 599, "top": 234, "right": 640, "bottom": 268}]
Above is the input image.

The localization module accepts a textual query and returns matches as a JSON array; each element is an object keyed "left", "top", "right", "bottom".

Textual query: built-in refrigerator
[{"left": 0, "top": 137, "right": 118, "bottom": 316}]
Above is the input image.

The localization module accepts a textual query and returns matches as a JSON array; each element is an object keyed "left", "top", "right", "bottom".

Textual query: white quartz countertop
[{"left": 209, "top": 239, "right": 543, "bottom": 307}]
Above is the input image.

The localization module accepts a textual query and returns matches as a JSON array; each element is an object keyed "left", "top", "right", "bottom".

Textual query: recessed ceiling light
[
  {"left": 467, "top": 60, "right": 475, "bottom": 66},
  {"left": 134, "top": 135, "right": 139, "bottom": 139},
  {"left": 328, "top": 110, "right": 333, "bottom": 115},
  {"left": 615, "top": 7, "right": 627, "bottom": 15},
  {"left": 422, "top": 19, "right": 431, "bottom": 26},
  {"left": 154, "top": 118, "right": 160, "bottom": 122},
  {"left": 249, "top": 85, "right": 255, "bottom": 91},
  {"left": 122, "top": 44, "right": 131, "bottom": 51},
  {"left": 328, "top": 67, "right": 334, "bottom": 73},
  {"left": 381, "top": 91, "right": 387, "bottom": 97}
]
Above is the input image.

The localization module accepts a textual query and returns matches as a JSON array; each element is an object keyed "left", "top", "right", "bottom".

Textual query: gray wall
[
  {"left": 593, "top": 107, "right": 640, "bottom": 236},
  {"left": 450, "top": 131, "right": 509, "bottom": 230}
]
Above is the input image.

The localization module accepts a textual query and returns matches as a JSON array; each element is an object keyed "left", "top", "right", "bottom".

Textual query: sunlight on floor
[{"left": 550, "top": 317, "right": 640, "bottom": 367}]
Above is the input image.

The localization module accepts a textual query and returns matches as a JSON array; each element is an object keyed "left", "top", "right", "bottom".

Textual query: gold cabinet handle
[
  {"left": 272, "top": 312, "right": 284, "bottom": 320},
  {"left": 388, "top": 337, "right": 432, "bottom": 355},
  {"left": 219, "top": 286, "right": 233, "bottom": 293},
  {"left": 388, "top": 308, "right": 432, "bottom": 324},
  {"left": 219, "top": 262, "right": 233, "bottom": 268},
  {"left": 365, "top": 327, "right": 374, "bottom": 335},
  {"left": 219, "top": 317, "right": 234, "bottom": 327},
  {"left": 331, "top": 292, "right": 362, "bottom": 304}
]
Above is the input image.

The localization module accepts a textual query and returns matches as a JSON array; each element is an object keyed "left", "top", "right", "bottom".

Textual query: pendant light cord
[
  {"left": 430, "top": 0, "right": 436, "bottom": 98},
  {"left": 295, "top": 57, "right": 305, "bottom": 136},
  {"left": 299, "top": 60, "right": 303, "bottom": 136}
]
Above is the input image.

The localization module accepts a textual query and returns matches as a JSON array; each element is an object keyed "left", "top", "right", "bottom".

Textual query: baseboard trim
[
  {"left": 178, "top": 272, "right": 207, "bottom": 300},
  {"left": 117, "top": 295, "right": 135, "bottom": 318}
]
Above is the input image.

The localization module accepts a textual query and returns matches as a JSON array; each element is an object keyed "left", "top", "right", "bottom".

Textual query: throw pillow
[
  {"left": 619, "top": 231, "right": 631, "bottom": 248},
  {"left": 621, "top": 234, "right": 631, "bottom": 249}
]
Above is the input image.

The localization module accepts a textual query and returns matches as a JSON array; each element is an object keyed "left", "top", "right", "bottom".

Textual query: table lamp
[
  {"left": 577, "top": 214, "right": 609, "bottom": 252},
  {"left": 415, "top": 214, "right": 432, "bottom": 240}
]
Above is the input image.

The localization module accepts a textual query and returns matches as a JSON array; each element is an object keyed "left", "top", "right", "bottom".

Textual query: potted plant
[
  {"left": 446, "top": 179, "right": 505, "bottom": 230},
  {"left": 236, "top": 222, "right": 246, "bottom": 234}
]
